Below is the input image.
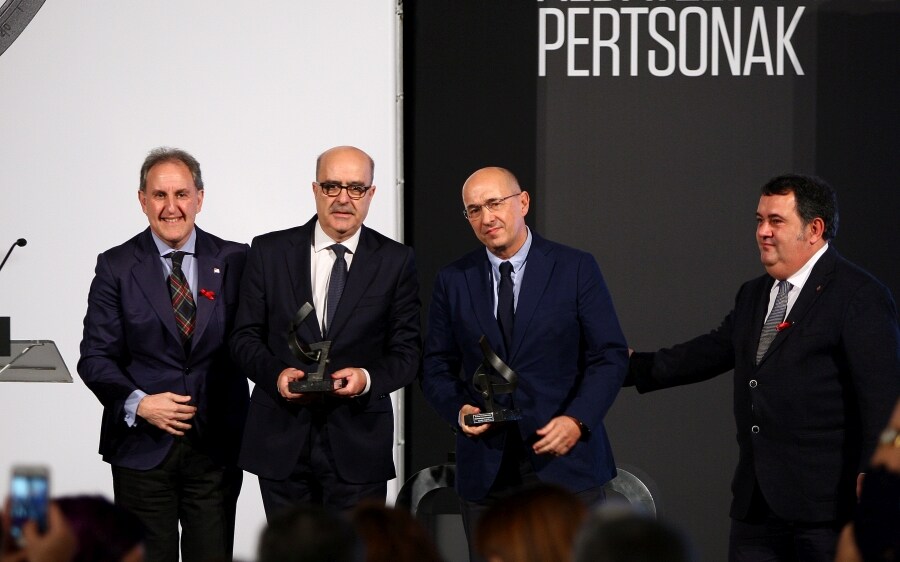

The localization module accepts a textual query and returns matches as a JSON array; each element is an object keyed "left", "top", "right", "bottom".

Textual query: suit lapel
[
  {"left": 286, "top": 218, "right": 320, "bottom": 340},
  {"left": 750, "top": 276, "right": 775, "bottom": 357},
  {"left": 761, "top": 247, "right": 836, "bottom": 362},
  {"left": 192, "top": 229, "right": 224, "bottom": 347},
  {"left": 327, "top": 226, "right": 382, "bottom": 338},
  {"left": 464, "top": 252, "right": 506, "bottom": 354},
  {"left": 508, "top": 236, "right": 554, "bottom": 360},
  {"left": 131, "top": 230, "right": 182, "bottom": 348}
]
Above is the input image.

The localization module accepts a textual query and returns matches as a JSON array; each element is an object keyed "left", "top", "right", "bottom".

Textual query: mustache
[{"left": 329, "top": 203, "right": 355, "bottom": 214}]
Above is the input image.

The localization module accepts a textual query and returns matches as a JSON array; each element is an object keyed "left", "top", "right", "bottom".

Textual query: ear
[
  {"left": 196, "top": 189, "right": 205, "bottom": 213},
  {"left": 519, "top": 191, "right": 530, "bottom": 216},
  {"left": 138, "top": 190, "right": 148, "bottom": 215},
  {"left": 807, "top": 217, "right": 825, "bottom": 244}
]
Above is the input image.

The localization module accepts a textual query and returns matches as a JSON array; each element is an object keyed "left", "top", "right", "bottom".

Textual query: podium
[{"left": 0, "top": 339, "right": 72, "bottom": 383}]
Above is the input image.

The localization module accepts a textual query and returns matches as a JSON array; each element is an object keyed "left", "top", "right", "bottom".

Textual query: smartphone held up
[{"left": 8, "top": 465, "right": 50, "bottom": 547}]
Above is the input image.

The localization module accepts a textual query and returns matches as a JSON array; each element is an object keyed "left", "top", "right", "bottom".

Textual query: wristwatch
[{"left": 569, "top": 416, "right": 591, "bottom": 441}]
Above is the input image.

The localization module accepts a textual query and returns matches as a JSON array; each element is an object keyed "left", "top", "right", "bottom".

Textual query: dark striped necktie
[{"left": 166, "top": 251, "right": 196, "bottom": 346}]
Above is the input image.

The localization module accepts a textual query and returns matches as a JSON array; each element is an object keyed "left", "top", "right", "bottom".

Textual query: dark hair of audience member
[
  {"left": 257, "top": 503, "right": 364, "bottom": 562},
  {"left": 55, "top": 495, "right": 144, "bottom": 562},
  {"left": 474, "top": 484, "right": 587, "bottom": 562},
  {"left": 351, "top": 501, "right": 442, "bottom": 562},
  {"left": 572, "top": 508, "right": 694, "bottom": 562}
]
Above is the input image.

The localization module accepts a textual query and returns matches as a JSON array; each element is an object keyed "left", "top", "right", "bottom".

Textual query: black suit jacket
[
  {"left": 78, "top": 227, "right": 249, "bottom": 469},
  {"left": 628, "top": 245, "right": 900, "bottom": 523},
  {"left": 231, "top": 216, "right": 421, "bottom": 483}
]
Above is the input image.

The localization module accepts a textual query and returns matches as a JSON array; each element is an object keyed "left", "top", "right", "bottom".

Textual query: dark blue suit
[
  {"left": 231, "top": 217, "right": 420, "bottom": 495},
  {"left": 423, "top": 232, "right": 628, "bottom": 501}
]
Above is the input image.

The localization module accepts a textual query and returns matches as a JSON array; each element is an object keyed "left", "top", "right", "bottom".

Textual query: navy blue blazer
[
  {"left": 78, "top": 227, "right": 249, "bottom": 470},
  {"left": 422, "top": 232, "right": 628, "bottom": 501},
  {"left": 628, "top": 245, "right": 900, "bottom": 523},
  {"left": 230, "top": 217, "right": 421, "bottom": 483}
]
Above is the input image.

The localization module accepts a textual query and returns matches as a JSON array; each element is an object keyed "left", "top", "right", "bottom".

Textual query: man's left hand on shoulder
[
  {"left": 331, "top": 368, "right": 368, "bottom": 397},
  {"left": 532, "top": 415, "right": 582, "bottom": 457}
]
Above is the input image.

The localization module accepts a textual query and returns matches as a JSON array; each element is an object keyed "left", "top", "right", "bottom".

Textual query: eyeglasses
[
  {"left": 463, "top": 193, "right": 521, "bottom": 220},
  {"left": 316, "top": 182, "right": 372, "bottom": 200}
]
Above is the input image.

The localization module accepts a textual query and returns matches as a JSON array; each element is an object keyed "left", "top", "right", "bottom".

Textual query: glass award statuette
[
  {"left": 286, "top": 303, "right": 345, "bottom": 393},
  {"left": 464, "top": 335, "right": 522, "bottom": 426}
]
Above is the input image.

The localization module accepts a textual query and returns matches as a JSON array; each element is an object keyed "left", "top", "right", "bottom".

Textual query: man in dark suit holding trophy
[
  {"left": 422, "top": 166, "right": 629, "bottom": 550},
  {"left": 231, "top": 146, "right": 420, "bottom": 517}
]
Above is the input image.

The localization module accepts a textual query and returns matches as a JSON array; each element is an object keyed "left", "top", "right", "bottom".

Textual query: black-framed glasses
[
  {"left": 463, "top": 193, "right": 521, "bottom": 220},
  {"left": 316, "top": 182, "right": 372, "bottom": 200}
]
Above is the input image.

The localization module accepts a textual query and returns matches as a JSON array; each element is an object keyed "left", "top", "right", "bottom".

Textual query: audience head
[
  {"left": 475, "top": 484, "right": 587, "bottom": 562},
  {"left": 350, "top": 501, "right": 442, "bottom": 562},
  {"left": 572, "top": 505, "right": 694, "bottom": 562},
  {"left": 56, "top": 495, "right": 145, "bottom": 562},
  {"left": 257, "top": 503, "right": 364, "bottom": 562},
  {"left": 851, "top": 397, "right": 900, "bottom": 561}
]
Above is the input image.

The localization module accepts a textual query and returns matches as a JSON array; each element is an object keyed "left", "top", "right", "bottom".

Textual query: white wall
[{"left": 0, "top": 2, "right": 399, "bottom": 559}]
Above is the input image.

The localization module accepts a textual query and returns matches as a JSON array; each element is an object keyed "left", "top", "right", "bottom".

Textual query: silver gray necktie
[{"left": 755, "top": 280, "right": 792, "bottom": 364}]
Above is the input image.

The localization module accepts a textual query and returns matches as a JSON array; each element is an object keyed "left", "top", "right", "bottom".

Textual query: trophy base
[
  {"left": 288, "top": 378, "right": 345, "bottom": 393},
  {"left": 463, "top": 408, "right": 522, "bottom": 426}
]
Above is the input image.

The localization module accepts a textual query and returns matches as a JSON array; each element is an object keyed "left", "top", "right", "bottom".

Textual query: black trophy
[
  {"left": 463, "top": 335, "right": 522, "bottom": 426},
  {"left": 286, "top": 302, "right": 345, "bottom": 393}
]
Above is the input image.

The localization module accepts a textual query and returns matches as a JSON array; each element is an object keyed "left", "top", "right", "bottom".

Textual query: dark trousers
[
  {"left": 458, "top": 429, "right": 606, "bottom": 562},
  {"left": 112, "top": 438, "right": 241, "bottom": 562},
  {"left": 258, "top": 421, "right": 386, "bottom": 519},
  {"left": 729, "top": 486, "right": 841, "bottom": 562}
]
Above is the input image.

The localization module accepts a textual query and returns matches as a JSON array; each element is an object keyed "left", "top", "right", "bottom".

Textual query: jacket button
[
  {"left": 184, "top": 367, "right": 191, "bottom": 375},
  {"left": 749, "top": 380, "right": 758, "bottom": 388},
  {"left": 751, "top": 425, "right": 760, "bottom": 434}
]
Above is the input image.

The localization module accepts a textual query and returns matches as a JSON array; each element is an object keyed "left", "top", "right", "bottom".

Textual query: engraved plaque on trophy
[
  {"left": 463, "top": 335, "right": 522, "bottom": 426},
  {"left": 286, "top": 302, "right": 345, "bottom": 393}
]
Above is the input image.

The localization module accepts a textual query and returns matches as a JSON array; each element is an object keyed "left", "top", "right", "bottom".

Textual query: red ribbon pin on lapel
[
  {"left": 776, "top": 321, "right": 791, "bottom": 332},
  {"left": 199, "top": 289, "right": 216, "bottom": 301}
]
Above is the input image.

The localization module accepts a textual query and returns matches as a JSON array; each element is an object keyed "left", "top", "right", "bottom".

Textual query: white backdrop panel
[{"left": 0, "top": 2, "right": 399, "bottom": 559}]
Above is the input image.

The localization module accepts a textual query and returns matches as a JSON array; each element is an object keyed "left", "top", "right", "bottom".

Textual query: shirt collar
[
  {"left": 313, "top": 220, "right": 362, "bottom": 255},
  {"left": 486, "top": 227, "right": 532, "bottom": 273},
  {"left": 151, "top": 228, "right": 197, "bottom": 256},
  {"left": 784, "top": 242, "right": 829, "bottom": 292}
]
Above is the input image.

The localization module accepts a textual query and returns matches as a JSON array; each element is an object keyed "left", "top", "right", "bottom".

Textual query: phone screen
[{"left": 9, "top": 467, "right": 49, "bottom": 547}]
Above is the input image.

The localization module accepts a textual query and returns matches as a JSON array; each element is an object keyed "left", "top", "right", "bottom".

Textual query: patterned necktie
[
  {"left": 325, "top": 244, "right": 348, "bottom": 336},
  {"left": 498, "top": 261, "right": 515, "bottom": 351},
  {"left": 755, "top": 280, "right": 792, "bottom": 364},
  {"left": 166, "top": 251, "right": 196, "bottom": 346}
]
